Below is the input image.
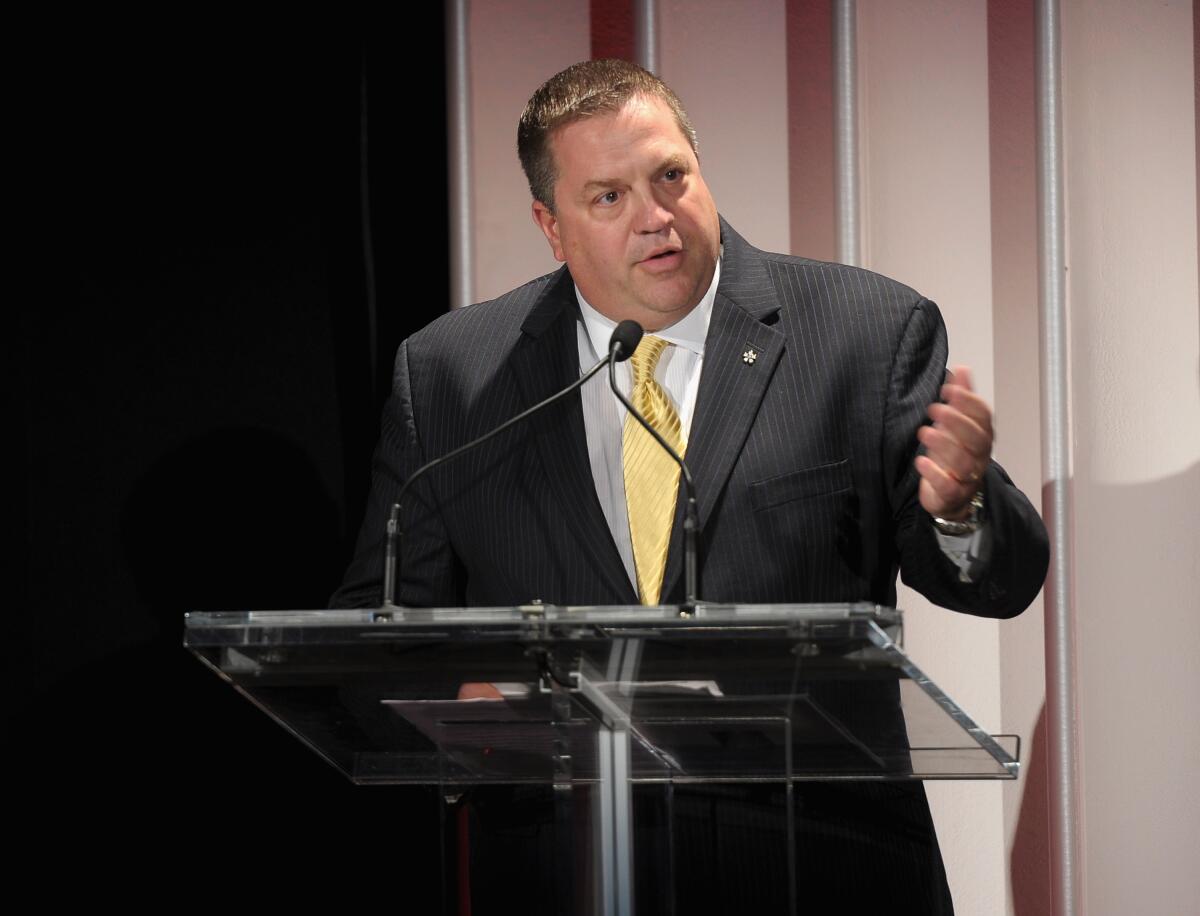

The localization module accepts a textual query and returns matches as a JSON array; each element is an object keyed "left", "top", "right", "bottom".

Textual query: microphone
[
  {"left": 610, "top": 319, "right": 644, "bottom": 363},
  {"left": 381, "top": 324, "right": 646, "bottom": 608},
  {"left": 608, "top": 321, "right": 702, "bottom": 609}
]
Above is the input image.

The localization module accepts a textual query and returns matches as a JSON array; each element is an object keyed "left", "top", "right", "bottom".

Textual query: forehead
[{"left": 549, "top": 95, "right": 693, "bottom": 178}]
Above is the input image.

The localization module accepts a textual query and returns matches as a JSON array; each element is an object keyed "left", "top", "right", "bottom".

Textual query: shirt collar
[{"left": 575, "top": 259, "right": 720, "bottom": 361}]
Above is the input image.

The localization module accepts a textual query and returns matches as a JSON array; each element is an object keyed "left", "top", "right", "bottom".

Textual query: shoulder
[
  {"left": 768, "top": 253, "right": 923, "bottom": 308},
  {"left": 406, "top": 268, "right": 566, "bottom": 360},
  {"left": 720, "top": 221, "right": 942, "bottom": 342},
  {"left": 398, "top": 266, "right": 571, "bottom": 376}
]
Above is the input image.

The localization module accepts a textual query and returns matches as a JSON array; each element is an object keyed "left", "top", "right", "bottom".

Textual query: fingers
[
  {"left": 917, "top": 423, "right": 984, "bottom": 484},
  {"left": 916, "top": 455, "right": 977, "bottom": 518},
  {"left": 458, "top": 682, "right": 505, "bottom": 700},
  {"left": 941, "top": 365, "right": 993, "bottom": 439},
  {"left": 915, "top": 363, "right": 995, "bottom": 518},
  {"left": 946, "top": 363, "right": 974, "bottom": 392},
  {"left": 925, "top": 402, "right": 990, "bottom": 461}
]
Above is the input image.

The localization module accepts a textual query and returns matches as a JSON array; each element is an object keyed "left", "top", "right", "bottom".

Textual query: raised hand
[{"left": 914, "top": 365, "right": 993, "bottom": 521}]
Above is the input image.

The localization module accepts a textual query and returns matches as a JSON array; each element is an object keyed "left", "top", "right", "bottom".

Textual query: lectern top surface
[{"left": 185, "top": 601, "right": 898, "bottom": 632}]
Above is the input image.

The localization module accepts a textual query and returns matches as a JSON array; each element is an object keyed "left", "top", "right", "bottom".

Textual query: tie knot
[{"left": 629, "top": 335, "right": 670, "bottom": 387}]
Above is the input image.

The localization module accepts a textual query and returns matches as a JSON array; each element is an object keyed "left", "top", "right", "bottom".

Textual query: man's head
[
  {"left": 519, "top": 60, "right": 720, "bottom": 330},
  {"left": 518, "top": 59, "right": 698, "bottom": 212}
]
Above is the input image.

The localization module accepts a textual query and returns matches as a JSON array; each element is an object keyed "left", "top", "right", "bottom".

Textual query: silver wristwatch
[{"left": 932, "top": 489, "right": 985, "bottom": 536}]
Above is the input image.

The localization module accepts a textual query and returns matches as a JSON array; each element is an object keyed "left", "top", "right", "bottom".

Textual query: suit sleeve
[
  {"left": 329, "top": 339, "right": 464, "bottom": 608},
  {"left": 884, "top": 299, "right": 1049, "bottom": 618}
]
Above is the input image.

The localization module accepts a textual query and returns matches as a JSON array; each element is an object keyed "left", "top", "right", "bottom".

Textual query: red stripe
[
  {"left": 591, "top": 0, "right": 635, "bottom": 61},
  {"left": 786, "top": 0, "right": 836, "bottom": 260}
]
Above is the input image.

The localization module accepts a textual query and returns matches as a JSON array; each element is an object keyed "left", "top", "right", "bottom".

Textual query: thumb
[{"left": 947, "top": 364, "right": 975, "bottom": 392}]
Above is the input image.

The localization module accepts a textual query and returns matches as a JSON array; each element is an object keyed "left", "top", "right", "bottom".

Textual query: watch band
[{"left": 932, "top": 489, "right": 985, "bottom": 536}]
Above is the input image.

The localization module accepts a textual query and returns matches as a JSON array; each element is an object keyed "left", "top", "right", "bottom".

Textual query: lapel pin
[{"left": 742, "top": 347, "right": 759, "bottom": 365}]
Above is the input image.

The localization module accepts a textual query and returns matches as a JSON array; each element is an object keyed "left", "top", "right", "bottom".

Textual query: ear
[{"left": 531, "top": 200, "right": 566, "bottom": 262}]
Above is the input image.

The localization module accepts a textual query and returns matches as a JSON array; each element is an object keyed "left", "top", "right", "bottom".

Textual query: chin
[
  {"left": 641, "top": 304, "right": 694, "bottom": 328},
  {"left": 659, "top": 290, "right": 703, "bottom": 316},
  {"left": 645, "top": 279, "right": 697, "bottom": 307}
]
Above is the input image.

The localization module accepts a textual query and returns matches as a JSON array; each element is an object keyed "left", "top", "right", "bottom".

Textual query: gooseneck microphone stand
[{"left": 381, "top": 321, "right": 646, "bottom": 608}]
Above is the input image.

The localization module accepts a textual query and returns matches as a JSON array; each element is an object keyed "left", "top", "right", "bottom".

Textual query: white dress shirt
[{"left": 575, "top": 262, "right": 718, "bottom": 588}]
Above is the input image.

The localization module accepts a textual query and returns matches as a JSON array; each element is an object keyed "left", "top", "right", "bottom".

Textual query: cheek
[
  {"left": 569, "top": 233, "right": 619, "bottom": 269},
  {"left": 563, "top": 236, "right": 590, "bottom": 267},
  {"left": 682, "top": 188, "right": 718, "bottom": 233}
]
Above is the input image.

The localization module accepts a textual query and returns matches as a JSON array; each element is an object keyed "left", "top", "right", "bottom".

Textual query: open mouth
[
  {"left": 638, "top": 250, "right": 684, "bottom": 275},
  {"left": 642, "top": 248, "right": 682, "bottom": 264}
]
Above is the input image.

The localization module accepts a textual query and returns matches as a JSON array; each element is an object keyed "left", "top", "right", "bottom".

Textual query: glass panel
[{"left": 185, "top": 604, "right": 1017, "bottom": 784}]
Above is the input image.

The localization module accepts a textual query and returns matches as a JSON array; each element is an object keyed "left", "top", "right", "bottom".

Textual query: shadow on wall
[
  {"left": 1011, "top": 456, "right": 1200, "bottom": 915},
  {"left": 1011, "top": 702, "right": 1052, "bottom": 916}
]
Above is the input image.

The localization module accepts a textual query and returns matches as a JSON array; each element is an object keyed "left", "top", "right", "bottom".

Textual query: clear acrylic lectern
[{"left": 185, "top": 603, "right": 1018, "bottom": 914}]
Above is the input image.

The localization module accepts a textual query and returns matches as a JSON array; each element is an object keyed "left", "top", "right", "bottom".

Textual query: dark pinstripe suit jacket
[
  {"left": 334, "top": 219, "right": 1048, "bottom": 613},
  {"left": 332, "top": 221, "right": 1047, "bottom": 912}
]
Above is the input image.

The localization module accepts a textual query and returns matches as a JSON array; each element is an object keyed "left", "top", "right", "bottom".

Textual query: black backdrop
[{"left": 18, "top": 14, "right": 456, "bottom": 891}]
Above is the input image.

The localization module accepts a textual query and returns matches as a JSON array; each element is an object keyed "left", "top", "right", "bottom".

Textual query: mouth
[
  {"left": 638, "top": 247, "right": 684, "bottom": 271},
  {"left": 642, "top": 245, "right": 681, "bottom": 261}
]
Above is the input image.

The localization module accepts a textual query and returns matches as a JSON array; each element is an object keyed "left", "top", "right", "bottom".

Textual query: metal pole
[
  {"left": 833, "top": 0, "right": 860, "bottom": 266},
  {"left": 1036, "top": 2, "right": 1079, "bottom": 914},
  {"left": 633, "top": 0, "right": 658, "bottom": 74},
  {"left": 446, "top": 0, "right": 473, "bottom": 310}
]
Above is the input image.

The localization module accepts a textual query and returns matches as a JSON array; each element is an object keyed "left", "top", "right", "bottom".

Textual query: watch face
[
  {"left": 933, "top": 509, "right": 982, "bottom": 535},
  {"left": 934, "top": 490, "right": 985, "bottom": 533}
]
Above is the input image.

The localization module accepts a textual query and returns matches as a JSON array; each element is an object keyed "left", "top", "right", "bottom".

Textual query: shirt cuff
[{"left": 934, "top": 522, "right": 993, "bottom": 583}]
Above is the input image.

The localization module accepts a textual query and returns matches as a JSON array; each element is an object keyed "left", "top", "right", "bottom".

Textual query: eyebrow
[
  {"left": 582, "top": 177, "right": 622, "bottom": 194},
  {"left": 656, "top": 154, "right": 689, "bottom": 173},
  {"left": 581, "top": 156, "right": 690, "bottom": 195}
]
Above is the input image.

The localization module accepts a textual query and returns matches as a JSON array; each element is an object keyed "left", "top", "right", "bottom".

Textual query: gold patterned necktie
[{"left": 623, "top": 335, "right": 686, "bottom": 605}]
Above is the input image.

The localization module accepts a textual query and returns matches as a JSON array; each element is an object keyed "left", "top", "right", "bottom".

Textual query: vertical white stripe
[
  {"left": 468, "top": 0, "right": 591, "bottom": 303},
  {"left": 857, "top": 2, "right": 1005, "bottom": 911},
  {"left": 1062, "top": 1, "right": 1200, "bottom": 913},
  {"left": 658, "top": 0, "right": 790, "bottom": 254}
]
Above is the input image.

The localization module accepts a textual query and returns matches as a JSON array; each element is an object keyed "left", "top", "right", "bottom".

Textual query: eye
[
  {"left": 663, "top": 167, "right": 683, "bottom": 182},
  {"left": 596, "top": 190, "right": 621, "bottom": 206}
]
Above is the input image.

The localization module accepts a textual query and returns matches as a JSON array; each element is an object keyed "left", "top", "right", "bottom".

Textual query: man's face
[{"left": 532, "top": 95, "right": 720, "bottom": 331}]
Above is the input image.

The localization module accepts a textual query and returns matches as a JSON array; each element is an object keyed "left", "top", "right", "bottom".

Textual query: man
[{"left": 334, "top": 59, "right": 1048, "bottom": 912}]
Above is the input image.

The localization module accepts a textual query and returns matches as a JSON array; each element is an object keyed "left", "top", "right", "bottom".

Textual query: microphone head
[{"left": 610, "top": 320, "right": 644, "bottom": 362}]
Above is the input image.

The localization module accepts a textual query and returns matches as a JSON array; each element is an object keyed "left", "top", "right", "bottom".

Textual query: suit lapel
[
  {"left": 661, "top": 222, "right": 785, "bottom": 601},
  {"left": 509, "top": 269, "right": 638, "bottom": 604}
]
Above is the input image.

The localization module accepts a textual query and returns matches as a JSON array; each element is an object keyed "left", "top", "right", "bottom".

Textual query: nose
[{"left": 635, "top": 190, "right": 674, "bottom": 234}]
